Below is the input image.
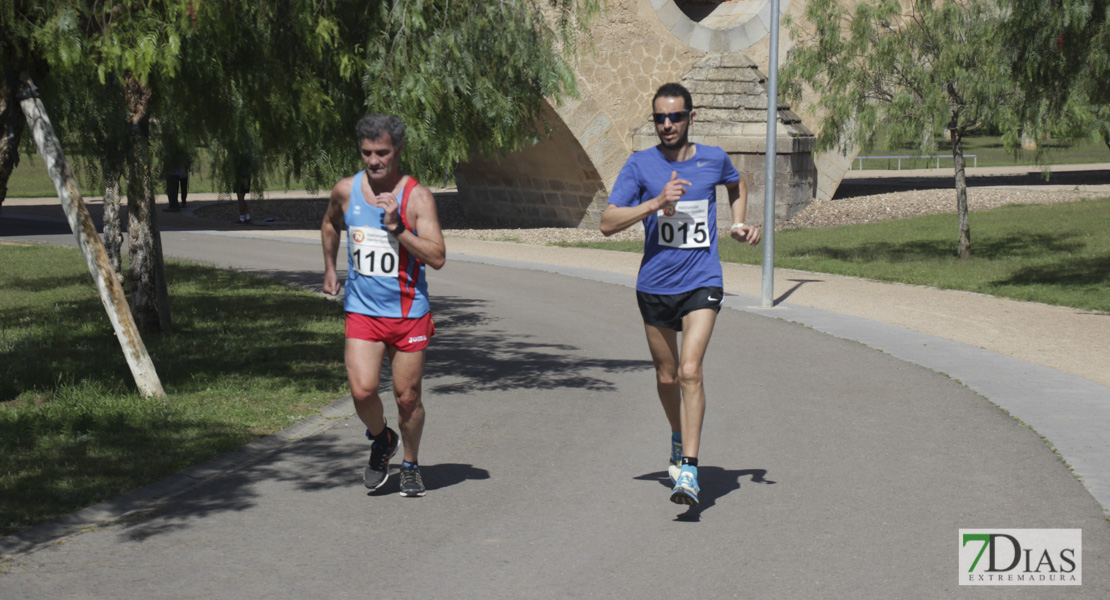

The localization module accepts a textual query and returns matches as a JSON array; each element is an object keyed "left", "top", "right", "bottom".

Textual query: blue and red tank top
[{"left": 344, "top": 172, "right": 429, "bottom": 319}]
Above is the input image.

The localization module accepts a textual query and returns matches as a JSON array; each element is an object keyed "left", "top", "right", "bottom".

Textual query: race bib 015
[{"left": 657, "top": 199, "right": 710, "bottom": 249}]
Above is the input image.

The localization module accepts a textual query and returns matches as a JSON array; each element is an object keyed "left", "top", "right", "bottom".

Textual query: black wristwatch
[{"left": 389, "top": 218, "right": 406, "bottom": 236}]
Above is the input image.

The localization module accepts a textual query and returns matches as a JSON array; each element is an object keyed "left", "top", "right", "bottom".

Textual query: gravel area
[{"left": 193, "top": 182, "right": 1106, "bottom": 245}]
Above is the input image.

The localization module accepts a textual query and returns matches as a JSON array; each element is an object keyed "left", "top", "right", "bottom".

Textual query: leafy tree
[
  {"left": 782, "top": 0, "right": 1023, "bottom": 258},
  {"left": 1000, "top": 0, "right": 1110, "bottom": 151},
  {"left": 2, "top": 0, "right": 599, "bottom": 333},
  {"left": 0, "top": 74, "right": 26, "bottom": 212}
]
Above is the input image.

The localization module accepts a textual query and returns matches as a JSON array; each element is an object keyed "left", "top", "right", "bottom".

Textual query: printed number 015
[{"left": 660, "top": 221, "right": 707, "bottom": 245}]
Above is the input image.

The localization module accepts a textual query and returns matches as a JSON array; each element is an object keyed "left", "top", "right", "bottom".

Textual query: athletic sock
[
  {"left": 402, "top": 460, "right": 418, "bottom": 469},
  {"left": 681, "top": 457, "right": 699, "bottom": 467},
  {"left": 671, "top": 430, "right": 682, "bottom": 443},
  {"left": 367, "top": 425, "right": 392, "bottom": 445}
]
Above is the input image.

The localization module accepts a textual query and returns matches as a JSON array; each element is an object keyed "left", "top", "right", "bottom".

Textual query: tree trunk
[
  {"left": 123, "top": 74, "right": 172, "bottom": 332},
  {"left": 102, "top": 165, "right": 124, "bottom": 279},
  {"left": 17, "top": 73, "right": 165, "bottom": 399},
  {"left": 952, "top": 127, "right": 971, "bottom": 259},
  {"left": 0, "top": 75, "right": 26, "bottom": 213}
]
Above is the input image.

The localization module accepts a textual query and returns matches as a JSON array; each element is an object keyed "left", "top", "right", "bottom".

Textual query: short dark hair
[
  {"left": 653, "top": 83, "right": 693, "bottom": 112},
  {"left": 355, "top": 114, "right": 405, "bottom": 148}
]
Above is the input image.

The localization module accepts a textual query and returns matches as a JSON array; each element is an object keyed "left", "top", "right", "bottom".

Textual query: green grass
[
  {"left": 854, "top": 135, "right": 1110, "bottom": 170},
  {"left": 3, "top": 153, "right": 318, "bottom": 198},
  {"left": 561, "top": 198, "right": 1110, "bottom": 313},
  {"left": 0, "top": 245, "right": 348, "bottom": 535}
]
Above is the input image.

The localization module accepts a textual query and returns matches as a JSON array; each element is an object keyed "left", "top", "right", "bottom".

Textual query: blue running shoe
[
  {"left": 364, "top": 426, "right": 398, "bottom": 490},
  {"left": 669, "top": 432, "right": 683, "bottom": 484},
  {"left": 670, "top": 465, "right": 700, "bottom": 506}
]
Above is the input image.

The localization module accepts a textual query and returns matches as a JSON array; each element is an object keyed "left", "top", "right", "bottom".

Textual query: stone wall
[
  {"left": 454, "top": 106, "right": 605, "bottom": 228},
  {"left": 453, "top": 0, "right": 819, "bottom": 229}
]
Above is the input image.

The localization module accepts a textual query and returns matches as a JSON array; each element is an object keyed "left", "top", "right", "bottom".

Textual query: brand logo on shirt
[
  {"left": 697, "top": 160, "right": 711, "bottom": 168},
  {"left": 352, "top": 230, "right": 365, "bottom": 243},
  {"left": 663, "top": 204, "right": 676, "bottom": 217}
]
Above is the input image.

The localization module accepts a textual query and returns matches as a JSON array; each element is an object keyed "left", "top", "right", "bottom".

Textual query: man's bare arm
[
  {"left": 726, "top": 178, "right": 760, "bottom": 246},
  {"left": 321, "top": 178, "right": 351, "bottom": 294},
  {"left": 600, "top": 171, "right": 691, "bottom": 236},
  {"left": 397, "top": 185, "right": 446, "bottom": 270}
]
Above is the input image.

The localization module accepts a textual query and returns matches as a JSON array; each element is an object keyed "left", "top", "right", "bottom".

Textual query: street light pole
[{"left": 761, "top": 0, "right": 781, "bottom": 307}]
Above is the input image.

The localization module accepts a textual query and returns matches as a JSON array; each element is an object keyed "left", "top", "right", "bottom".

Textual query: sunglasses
[{"left": 651, "top": 111, "right": 690, "bottom": 125}]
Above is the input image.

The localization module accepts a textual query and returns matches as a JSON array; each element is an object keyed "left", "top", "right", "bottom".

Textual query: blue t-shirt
[{"left": 607, "top": 144, "right": 740, "bottom": 294}]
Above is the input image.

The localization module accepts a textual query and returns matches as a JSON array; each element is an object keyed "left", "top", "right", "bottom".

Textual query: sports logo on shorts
[{"left": 408, "top": 336, "right": 427, "bottom": 344}]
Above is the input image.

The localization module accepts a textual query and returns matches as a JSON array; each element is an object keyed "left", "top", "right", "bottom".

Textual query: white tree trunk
[
  {"left": 18, "top": 74, "right": 165, "bottom": 399},
  {"left": 102, "top": 168, "right": 123, "bottom": 279}
]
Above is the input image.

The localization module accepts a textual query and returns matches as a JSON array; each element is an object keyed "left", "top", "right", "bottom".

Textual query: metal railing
[{"left": 854, "top": 154, "right": 977, "bottom": 170}]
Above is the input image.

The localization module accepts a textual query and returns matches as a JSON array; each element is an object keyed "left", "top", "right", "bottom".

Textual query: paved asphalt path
[{"left": 1, "top": 217, "right": 1109, "bottom": 598}]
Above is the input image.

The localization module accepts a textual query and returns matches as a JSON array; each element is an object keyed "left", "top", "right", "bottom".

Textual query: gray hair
[{"left": 355, "top": 114, "right": 405, "bottom": 148}]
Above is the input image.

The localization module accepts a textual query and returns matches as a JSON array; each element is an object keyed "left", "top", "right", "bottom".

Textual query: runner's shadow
[
  {"left": 633, "top": 466, "right": 776, "bottom": 522},
  {"left": 368, "top": 463, "right": 490, "bottom": 496}
]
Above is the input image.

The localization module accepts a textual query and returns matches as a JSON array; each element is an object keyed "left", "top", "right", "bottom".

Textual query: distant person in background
[
  {"left": 234, "top": 152, "right": 252, "bottom": 225},
  {"left": 162, "top": 142, "right": 191, "bottom": 213}
]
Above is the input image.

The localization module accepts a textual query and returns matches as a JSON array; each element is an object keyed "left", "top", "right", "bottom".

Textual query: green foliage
[
  {"left": 999, "top": 0, "right": 1110, "bottom": 148},
  {"left": 2, "top": 0, "right": 602, "bottom": 191},
  {"left": 361, "top": 1, "right": 597, "bottom": 179},
  {"left": 782, "top": 0, "right": 1023, "bottom": 154}
]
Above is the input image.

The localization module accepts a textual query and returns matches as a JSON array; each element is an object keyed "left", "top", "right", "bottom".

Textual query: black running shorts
[{"left": 636, "top": 286, "right": 725, "bottom": 331}]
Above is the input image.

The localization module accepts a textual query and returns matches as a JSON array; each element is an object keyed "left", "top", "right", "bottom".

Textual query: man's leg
[
  {"left": 388, "top": 347, "right": 427, "bottom": 497},
  {"left": 645, "top": 324, "right": 685, "bottom": 485},
  {"left": 345, "top": 337, "right": 388, "bottom": 433},
  {"left": 347, "top": 337, "right": 402, "bottom": 489},
  {"left": 165, "top": 176, "right": 180, "bottom": 210},
  {"left": 386, "top": 347, "right": 427, "bottom": 464},
  {"left": 665, "top": 308, "right": 717, "bottom": 507},
  {"left": 675, "top": 308, "right": 718, "bottom": 460},
  {"left": 644, "top": 323, "right": 681, "bottom": 433}
]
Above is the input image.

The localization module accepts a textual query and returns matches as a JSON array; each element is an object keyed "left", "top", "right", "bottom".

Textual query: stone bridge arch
[{"left": 454, "top": 1, "right": 852, "bottom": 229}]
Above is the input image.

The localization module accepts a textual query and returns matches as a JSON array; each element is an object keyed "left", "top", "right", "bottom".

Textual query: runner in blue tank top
[
  {"left": 601, "top": 83, "right": 762, "bottom": 508},
  {"left": 343, "top": 170, "right": 430, "bottom": 319},
  {"left": 322, "top": 115, "right": 446, "bottom": 498}
]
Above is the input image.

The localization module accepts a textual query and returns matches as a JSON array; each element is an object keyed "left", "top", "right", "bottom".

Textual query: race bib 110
[{"left": 350, "top": 226, "right": 400, "bottom": 277}]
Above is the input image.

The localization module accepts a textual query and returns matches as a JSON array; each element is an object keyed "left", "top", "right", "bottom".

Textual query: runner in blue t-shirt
[{"left": 601, "top": 83, "right": 762, "bottom": 507}]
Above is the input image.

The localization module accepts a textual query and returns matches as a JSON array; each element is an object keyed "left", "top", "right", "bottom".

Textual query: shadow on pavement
[
  {"left": 634, "top": 466, "right": 777, "bottom": 522},
  {"left": 426, "top": 295, "right": 653, "bottom": 394},
  {"left": 367, "top": 463, "right": 491, "bottom": 497}
]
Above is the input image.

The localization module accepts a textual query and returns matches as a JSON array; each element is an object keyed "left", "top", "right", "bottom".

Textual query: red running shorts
[{"left": 345, "top": 312, "right": 435, "bottom": 352}]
